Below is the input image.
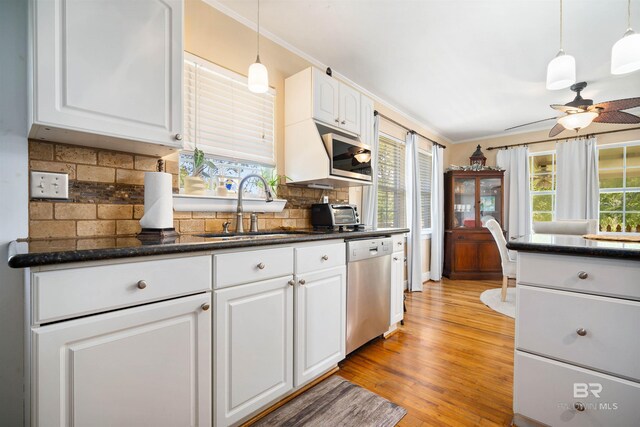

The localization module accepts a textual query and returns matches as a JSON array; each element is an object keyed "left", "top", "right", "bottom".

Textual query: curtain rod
[
  {"left": 374, "top": 110, "right": 447, "bottom": 149},
  {"left": 486, "top": 126, "right": 640, "bottom": 151}
]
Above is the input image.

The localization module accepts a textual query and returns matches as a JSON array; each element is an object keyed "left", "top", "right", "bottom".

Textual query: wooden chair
[{"left": 485, "top": 219, "right": 516, "bottom": 301}]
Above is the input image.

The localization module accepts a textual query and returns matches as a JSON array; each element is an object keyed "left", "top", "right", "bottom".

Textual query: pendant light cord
[
  {"left": 628, "top": 0, "right": 632, "bottom": 30},
  {"left": 257, "top": 0, "right": 261, "bottom": 59},
  {"left": 559, "top": 0, "right": 563, "bottom": 50}
]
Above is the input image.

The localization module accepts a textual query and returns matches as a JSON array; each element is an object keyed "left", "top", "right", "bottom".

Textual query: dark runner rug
[{"left": 252, "top": 375, "right": 407, "bottom": 427}]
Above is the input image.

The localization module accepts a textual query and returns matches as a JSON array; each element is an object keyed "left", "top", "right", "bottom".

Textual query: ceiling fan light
[
  {"left": 248, "top": 58, "right": 269, "bottom": 93},
  {"left": 546, "top": 50, "right": 576, "bottom": 90},
  {"left": 611, "top": 29, "right": 640, "bottom": 75},
  {"left": 557, "top": 111, "right": 598, "bottom": 130}
]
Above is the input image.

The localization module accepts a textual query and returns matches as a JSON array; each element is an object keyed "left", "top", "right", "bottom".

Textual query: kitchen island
[{"left": 507, "top": 234, "right": 640, "bottom": 427}]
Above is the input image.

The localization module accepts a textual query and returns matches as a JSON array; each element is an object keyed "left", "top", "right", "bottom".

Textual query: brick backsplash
[{"left": 28, "top": 141, "right": 349, "bottom": 239}]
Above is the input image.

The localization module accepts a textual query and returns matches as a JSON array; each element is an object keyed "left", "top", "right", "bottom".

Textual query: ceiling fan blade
[
  {"left": 504, "top": 116, "right": 558, "bottom": 131},
  {"left": 592, "top": 97, "right": 640, "bottom": 112},
  {"left": 593, "top": 111, "right": 640, "bottom": 124},
  {"left": 551, "top": 104, "right": 585, "bottom": 113},
  {"left": 549, "top": 123, "right": 565, "bottom": 137}
]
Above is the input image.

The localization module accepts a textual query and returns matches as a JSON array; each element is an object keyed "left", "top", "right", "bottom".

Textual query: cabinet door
[
  {"left": 312, "top": 68, "right": 340, "bottom": 126},
  {"left": 452, "top": 177, "right": 477, "bottom": 229},
  {"left": 390, "top": 252, "right": 405, "bottom": 325},
  {"left": 32, "top": 293, "right": 211, "bottom": 427},
  {"left": 214, "top": 276, "right": 294, "bottom": 426},
  {"left": 479, "top": 177, "right": 503, "bottom": 227},
  {"left": 32, "top": 0, "right": 183, "bottom": 148},
  {"left": 294, "top": 266, "right": 346, "bottom": 386},
  {"left": 339, "top": 83, "right": 361, "bottom": 134},
  {"left": 360, "top": 96, "right": 375, "bottom": 147}
]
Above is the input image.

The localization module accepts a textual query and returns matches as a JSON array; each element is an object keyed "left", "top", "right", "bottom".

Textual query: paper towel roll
[{"left": 139, "top": 172, "right": 174, "bottom": 229}]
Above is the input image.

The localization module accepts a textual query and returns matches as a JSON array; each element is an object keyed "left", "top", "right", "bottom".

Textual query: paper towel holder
[{"left": 137, "top": 160, "right": 180, "bottom": 244}]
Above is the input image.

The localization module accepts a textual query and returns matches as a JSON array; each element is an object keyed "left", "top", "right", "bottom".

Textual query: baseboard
[{"left": 421, "top": 271, "right": 431, "bottom": 282}]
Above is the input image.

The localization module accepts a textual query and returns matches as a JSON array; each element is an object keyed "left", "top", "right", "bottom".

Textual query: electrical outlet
[{"left": 30, "top": 171, "right": 69, "bottom": 199}]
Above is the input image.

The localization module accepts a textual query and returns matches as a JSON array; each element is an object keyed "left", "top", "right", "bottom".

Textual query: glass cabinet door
[
  {"left": 452, "top": 177, "right": 476, "bottom": 228},
  {"left": 479, "top": 177, "right": 502, "bottom": 227}
]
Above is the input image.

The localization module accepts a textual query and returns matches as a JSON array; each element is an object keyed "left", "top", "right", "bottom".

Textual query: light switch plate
[{"left": 30, "top": 171, "right": 69, "bottom": 199}]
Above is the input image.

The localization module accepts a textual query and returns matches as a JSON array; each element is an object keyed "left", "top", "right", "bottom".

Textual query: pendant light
[
  {"left": 611, "top": 0, "right": 640, "bottom": 75},
  {"left": 248, "top": 0, "right": 269, "bottom": 93},
  {"left": 546, "top": 0, "right": 576, "bottom": 90}
]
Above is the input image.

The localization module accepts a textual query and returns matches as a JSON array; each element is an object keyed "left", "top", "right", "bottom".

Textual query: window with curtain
[
  {"left": 529, "top": 151, "right": 557, "bottom": 222},
  {"left": 419, "top": 150, "right": 432, "bottom": 230},
  {"left": 183, "top": 53, "right": 275, "bottom": 166},
  {"left": 598, "top": 142, "right": 640, "bottom": 233},
  {"left": 377, "top": 134, "right": 406, "bottom": 228}
]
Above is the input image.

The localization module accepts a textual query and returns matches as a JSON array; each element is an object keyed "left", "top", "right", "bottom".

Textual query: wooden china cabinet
[{"left": 443, "top": 170, "right": 505, "bottom": 280}]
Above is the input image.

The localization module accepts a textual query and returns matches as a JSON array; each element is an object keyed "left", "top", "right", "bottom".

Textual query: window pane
[
  {"left": 626, "top": 168, "right": 640, "bottom": 187},
  {"left": 598, "top": 147, "right": 624, "bottom": 169},
  {"left": 532, "top": 212, "right": 553, "bottom": 222},
  {"left": 626, "top": 213, "right": 640, "bottom": 233},
  {"left": 531, "top": 174, "right": 553, "bottom": 191},
  {"left": 532, "top": 194, "right": 553, "bottom": 211},
  {"left": 600, "top": 213, "right": 624, "bottom": 232},
  {"left": 626, "top": 192, "right": 640, "bottom": 211},
  {"left": 627, "top": 145, "right": 640, "bottom": 167},
  {"left": 531, "top": 154, "right": 554, "bottom": 173},
  {"left": 599, "top": 169, "right": 624, "bottom": 188},
  {"left": 600, "top": 192, "right": 623, "bottom": 211}
]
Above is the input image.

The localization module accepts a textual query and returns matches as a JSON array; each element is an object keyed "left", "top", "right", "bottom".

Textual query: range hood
[{"left": 284, "top": 120, "right": 372, "bottom": 188}]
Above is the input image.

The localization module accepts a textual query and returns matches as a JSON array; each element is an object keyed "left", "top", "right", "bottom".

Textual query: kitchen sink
[{"left": 194, "top": 231, "right": 314, "bottom": 241}]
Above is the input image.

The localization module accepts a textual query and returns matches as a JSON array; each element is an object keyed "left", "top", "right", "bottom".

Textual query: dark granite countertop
[
  {"left": 8, "top": 228, "right": 409, "bottom": 268},
  {"left": 507, "top": 234, "right": 640, "bottom": 260}
]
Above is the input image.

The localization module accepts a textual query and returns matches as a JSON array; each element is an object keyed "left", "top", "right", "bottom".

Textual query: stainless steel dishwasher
[{"left": 346, "top": 237, "right": 393, "bottom": 354}]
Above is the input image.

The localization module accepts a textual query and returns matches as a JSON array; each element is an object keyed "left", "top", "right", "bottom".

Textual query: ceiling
[{"left": 214, "top": 0, "right": 640, "bottom": 143}]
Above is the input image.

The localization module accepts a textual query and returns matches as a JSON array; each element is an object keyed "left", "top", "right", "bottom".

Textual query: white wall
[{"left": 0, "top": 0, "right": 29, "bottom": 424}]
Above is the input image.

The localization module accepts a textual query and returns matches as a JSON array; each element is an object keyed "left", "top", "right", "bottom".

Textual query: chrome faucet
[{"left": 236, "top": 174, "right": 274, "bottom": 233}]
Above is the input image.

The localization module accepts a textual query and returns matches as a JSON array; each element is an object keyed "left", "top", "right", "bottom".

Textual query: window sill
[{"left": 173, "top": 193, "right": 287, "bottom": 213}]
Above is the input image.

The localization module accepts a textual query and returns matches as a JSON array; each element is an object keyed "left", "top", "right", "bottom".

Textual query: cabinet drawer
[
  {"left": 214, "top": 247, "right": 293, "bottom": 288},
  {"left": 518, "top": 252, "right": 640, "bottom": 300},
  {"left": 391, "top": 234, "right": 406, "bottom": 252},
  {"left": 517, "top": 285, "right": 640, "bottom": 381},
  {"left": 295, "top": 242, "right": 345, "bottom": 274},
  {"left": 514, "top": 351, "right": 640, "bottom": 427},
  {"left": 455, "top": 232, "right": 494, "bottom": 241},
  {"left": 32, "top": 255, "right": 212, "bottom": 325}
]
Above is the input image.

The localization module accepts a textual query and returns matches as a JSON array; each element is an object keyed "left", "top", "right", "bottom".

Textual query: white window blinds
[
  {"left": 419, "top": 150, "right": 433, "bottom": 230},
  {"left": 184, "top": 54, "right": 276, "bottom": 166},
  {"left": 377, "top": 134, "right": 406, "bottom": 228}
]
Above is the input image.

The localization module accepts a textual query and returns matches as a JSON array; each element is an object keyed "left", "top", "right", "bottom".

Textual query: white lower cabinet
[
  {"left": 31, "top": 293, "right": 212, "bottom": 427},
  {"left": 213, "top": 276, "right": 294, "bottom": 427},
  {"left": 390, "top": 251, "right": 404, "bottom": 325},
  {"left": 294, "top": 266, "right": 346, "bottom": 386}
]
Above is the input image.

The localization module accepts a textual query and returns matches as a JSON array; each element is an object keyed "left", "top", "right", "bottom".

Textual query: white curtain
[
  {"left": 430, "top": 145, "right": 444, "bottom": 281},
  {"left": 405, "top": 132, "right": 423, "bottom": 291},
  {"left": 556, "top": 137, "right": 599, "bottom": 220},
  {"left": 496, "top": 147, "right": 531, "bottom": 240},
  {"left": 361, "top": 114, "right": 380, "bottom": 228}
]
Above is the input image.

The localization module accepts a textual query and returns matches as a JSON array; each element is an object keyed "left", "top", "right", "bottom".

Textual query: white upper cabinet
[
  {"left": 312, "top": 69, "right": 340, "bottom": 127},
  {"left": 29, "top": 0, "right": 184, "bottom": 155},
  {"left": 360, "top": 95, "right": 375, "bottom": 147},
  {"left": 339, "top": 83, "right": 361, "bottom": 134}
]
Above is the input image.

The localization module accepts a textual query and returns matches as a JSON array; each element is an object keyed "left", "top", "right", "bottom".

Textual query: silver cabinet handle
[
  {"left": 578, "top": 271, "right": 588, "bottom": 280},
  {"left": 257, "top": 262, "right": 265, "bottom": 270},
  {"left": 201, "top": 303, "right": 210, "bottom": 311},
  {"left": 574, "top": 402, "right": 585, "bottom": 412},
  {"left": 341, "top": 120, "right": 346, "bottom": 124},
  {"left": 288, "top": 279, "right": 295, "bottom": 286},
  {"left": 576, "top": 328, "right": 587, "bottom": 336},
  {"left": 334, "top": 118, "right": 340, "bottom": 123},
  {"left": 393, "top": 257, "right": 399, "bottom": 261},
  {"left": 299, "top": 279, "right": 306, "bottom": 285},
  {"left": 321, "top": 255, "right": 329, "bottom": 261},
  {"left": 175, "top": 133, "right": 183, "bottom": 141},
  {"left": 137, "top": 280, "right": 147, "bottom": 290}
]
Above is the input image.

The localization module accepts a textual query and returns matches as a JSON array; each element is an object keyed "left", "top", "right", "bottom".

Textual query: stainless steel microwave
[{"left": 322, "top": 133, "right": 372, "bottom": 182}]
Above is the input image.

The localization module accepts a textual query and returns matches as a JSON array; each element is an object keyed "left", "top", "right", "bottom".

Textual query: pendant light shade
[
  {"left": 248, "top": 0, "right": 269, "bottom": 94},
  {"left": 546, "top": 50, "right": 576, "bottom": 90},
  {"left": 557, "top": 111, "right": 598, "bottom": 131},
  {"left": 248, "top": 57, "right": 269, "bottom": 93},
  {"left": 611, "top": 1, "right": 640, "bottom": 75}
]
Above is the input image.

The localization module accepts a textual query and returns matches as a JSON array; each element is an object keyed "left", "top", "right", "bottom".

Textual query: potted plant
[
  {"left": 261, "top": 169, "right": 290, "bottom": 198},
  {"left": 184, "top": 148, "right": 215, "bottom": 195}
]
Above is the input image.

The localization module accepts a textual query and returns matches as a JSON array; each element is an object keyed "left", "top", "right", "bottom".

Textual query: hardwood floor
[{"left": 337, "top": 279, "right": 515, "bottom": 427}]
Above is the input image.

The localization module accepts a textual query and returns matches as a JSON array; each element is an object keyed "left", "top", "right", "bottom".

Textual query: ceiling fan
[{"left": 506, "top": 82, "right": 640, "bottom": 137}]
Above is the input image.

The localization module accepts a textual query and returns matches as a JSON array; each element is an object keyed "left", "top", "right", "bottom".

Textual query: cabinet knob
[
  {"left": 393, "top": 257, "right": 399, "bottom": 261},
  {"left": 341, "top": 120, "right": 346, "bottom": 124},
  {"left": 201, "top": 303, "right": 210, "bottom": 311},
  {"left": 288, "top": 279, "right": 295, "bottom": 286},
  {"left": 576, "top": 328, "right": 587, "bottom": 336},
  {"left": 335, "top": 118, "right": 340, "bottom": 123},
  {"left": 174, "top": 133, "right": 183, "bottom": 141},
  {"left": 574, "top": 402, "right": 585, "bottom": 412},
  {"left": 321, "top": 255, "right": 329, "bottom": 261},
  {"left": 299, "top": 279, "right": 306, "bottom": 285},
  {"left": 137, "top": 280, "right": 147, "bottom": 290},
  {"left": 397, "top": 241, "right": 402, "bottom": 246},
  {"left": 257, "top": 262, "right": 266, "bottom": 270},
  {"left": 577, "top": 271, "right": 588, "bottom": 280}
]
